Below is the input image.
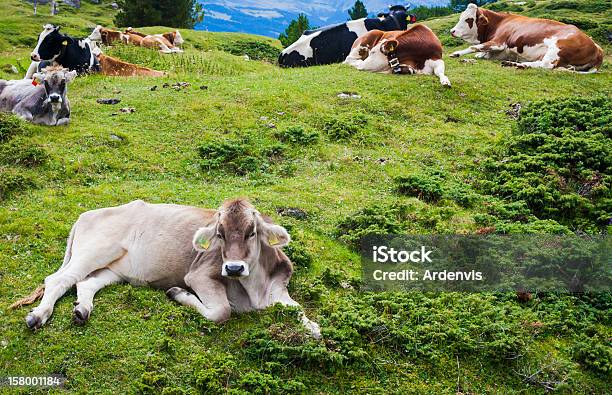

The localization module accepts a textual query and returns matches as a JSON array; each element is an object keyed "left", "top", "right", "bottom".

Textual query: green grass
[{"left": 0, "top": 0, "right": 611, "bottom": 393}]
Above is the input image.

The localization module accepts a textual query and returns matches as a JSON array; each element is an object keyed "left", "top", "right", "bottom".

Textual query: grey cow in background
[{"left": 0, "top": 65, "right": 76, "bottom": 125}]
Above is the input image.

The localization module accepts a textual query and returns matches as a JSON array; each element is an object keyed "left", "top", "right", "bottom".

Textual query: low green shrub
[
  {"left": 276, "top": 125, "right": 319, "bottom": 145},
  {"left": 0, "top": 167, "right": 34, "bottom": 200},
  {"left": 394, "top": 174, "right": 444, "bottom": 202},
  {"left": 572, "top": 334, "right": 612, "bottom": 375},
  {"left": 334, "top": 204, "right": 408, "bottom": 247},
  {"left": 0, "top": 139, "right": 48, "bottom": 167},
  {"left": 557, "top": 17, "right": 599, "bottom": 31},
  {"left": 476, "top": 95, "right": 611, "bottom": 233},
  {"left": 0, "top": 112, "right": 28, "bottom": 142},
  {"left": 224, "top": 39, "right": 280, "bottom": 63},
  {"left": 197, "top": 135, "right": 287, "bottom": 176},
  {"left": 322, "top": 113, "right": 368, "bottom": 141}
]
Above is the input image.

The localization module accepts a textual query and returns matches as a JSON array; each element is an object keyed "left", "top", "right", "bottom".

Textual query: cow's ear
[
  {"left": 468, "top": 3, "right": 477, "bottom": 9},
  {"left": 65, "top": 70, "right": 77, "bottom": 83},
  {"left": 380, "top": 39, "right": 399, "bottom": 55},
  {"left": 33, "top": 72, "right": 45, "bottom": 82},
  {"left": 192, "top": 216, "right": 219, "bottom": 252},
  {"left": 256, "top": 214, "right": 290, "bottom": 247}
]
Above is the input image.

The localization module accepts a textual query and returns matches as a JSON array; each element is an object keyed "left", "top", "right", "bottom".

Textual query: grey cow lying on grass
[
  {"left": 0, "top": 65, "right": 76, "bottom": 125},
  {"left": 12, "top": 199, "right": 321, "bottom": 338}
]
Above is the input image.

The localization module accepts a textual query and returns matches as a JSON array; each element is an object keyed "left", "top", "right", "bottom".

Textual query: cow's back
[
  {"left": 71, "top": 200, "right": 216, "bottom": 288},
  {"left": 0, "top": 81, "right": 41, "bottom": 111}
]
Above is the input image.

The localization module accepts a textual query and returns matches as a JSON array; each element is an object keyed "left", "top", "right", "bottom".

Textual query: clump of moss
[
  {"left": 0, "top": 112, "right": 28, "bottom": 142},
  {"left": 0, "top": 167, "right": 34, "bottom": 200}
]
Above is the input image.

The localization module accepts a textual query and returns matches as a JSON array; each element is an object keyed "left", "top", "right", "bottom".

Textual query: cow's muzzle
[
  {"left": 222, "top": 261, "right": 249, "bottom": 278},
  {"left": 450, "top": 30, "right": 457, "bottom": 37},
  {"left": 48, "top": 94, "right": 62, "bottom": 103},
  {"left": 31, "top": 53, "right": 41, "bottom": 61}
]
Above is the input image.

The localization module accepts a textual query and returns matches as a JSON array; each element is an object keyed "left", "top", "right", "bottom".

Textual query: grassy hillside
[{"left": 0, "top": 0, "right": 610, "bottom": 393}]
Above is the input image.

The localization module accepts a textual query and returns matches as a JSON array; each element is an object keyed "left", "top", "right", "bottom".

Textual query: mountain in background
[{"left": 196, "top": 1, "right": 449, "bottom": 38}]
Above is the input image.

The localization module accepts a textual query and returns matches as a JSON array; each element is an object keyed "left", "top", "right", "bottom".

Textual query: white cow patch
[
  {"left": 346, "top": 19, "right": 368, "bottom": 37},
  {"left": 32, "top": 24, "right": 55, "bottom": 58},
  {"left": 281, "top": 30, "right": 323, "bottom": 59},
  {"left": 450, "top": 4, "right": 479, "bottom": 44}
]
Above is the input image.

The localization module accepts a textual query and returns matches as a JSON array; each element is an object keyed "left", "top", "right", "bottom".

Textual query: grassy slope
[{"left": 0, "top": 0, "right": 610, "bottom": 393}]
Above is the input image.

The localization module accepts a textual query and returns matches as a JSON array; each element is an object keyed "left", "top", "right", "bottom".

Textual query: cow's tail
[
  {"left": 61, "top": 221, "right": 77, "bottom": 269},
  {"left": 9, "top": 223, "right": 76, "bottom": 309},
  {"left": 9, "top": 285, "right": 44, "bottom": 309}
]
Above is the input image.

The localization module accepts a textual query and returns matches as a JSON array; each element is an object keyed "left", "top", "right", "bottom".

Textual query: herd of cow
[{"left": 6, "top": 4, "right": 606, "bottom": 336}]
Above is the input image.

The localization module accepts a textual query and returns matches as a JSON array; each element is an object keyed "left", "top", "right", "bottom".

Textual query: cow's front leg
[
  {"left": 14, "top": 109, "right": 33, "bottom": 122},
  {"left": 56, "top": 117, "right": 71, "bottom": 126},
  {"left": 450, "top": 41, "right": 506, "bottom": 58},
  {"left": 180, "top": 272, "right": 232, "bottom": 322},
  {"left": 269, "top": 282, "right": 321, "bottom": 339}
]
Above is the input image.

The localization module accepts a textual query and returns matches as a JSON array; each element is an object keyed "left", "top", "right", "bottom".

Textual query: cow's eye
[
  {"left": 248, "top": 231, "right": 256, "bottom": 239},
  {"left": 216, "top": 232, "right": 224, "bottom": 240}
]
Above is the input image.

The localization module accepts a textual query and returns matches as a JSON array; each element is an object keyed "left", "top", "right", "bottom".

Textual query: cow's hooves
[
  {"left": 501, "top": 61, "right": 516, "bottom": 68},
  {"left": 25, "top": 313, "right": 41, "bottom": 330},
  {"left": 72, "top": 305, "right": 90, "bottom": 325},
  {"left": 166, "top": 286, "right": 183, "bottom": 300},
  {"left": 450, "top": 53, "right": 460, "bottom": 58}
]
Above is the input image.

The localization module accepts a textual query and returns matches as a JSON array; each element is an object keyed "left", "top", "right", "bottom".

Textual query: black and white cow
[
  {"left": 25, "top": 24, "right": 100, "bottom": 79},
  {"left": 279, "top": 5, "right": 416, "bottom": 67}
]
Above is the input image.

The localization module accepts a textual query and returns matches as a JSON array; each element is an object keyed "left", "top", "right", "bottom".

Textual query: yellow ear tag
[
  {"left": 268, "top": 235, "right": 280, "bottom": 246},
  {"left": 198, "top": 237, "right": 211, "bottom": 250},
  {"left": 62, "top": 40, "right": 68, "bottom": 46}
]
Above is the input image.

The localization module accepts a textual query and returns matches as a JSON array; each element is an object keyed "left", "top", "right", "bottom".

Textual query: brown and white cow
[
  {"left": 344, "top": 24, "right": 451, "bottom": 86},
  {"left": 123, "top": 27, "right": 184, "bottom": 54},
  {"left": 449, "top": 3, "right": 603, "bottom": 72},
  {"left": 97, "top": 54, "right": 165, "bottom": 77},
  {"left": 12, "top": 199, "right": 320, "bottom": 338},
  {"left": 88, "top": 26, "right": 125, "bottom": 46}
]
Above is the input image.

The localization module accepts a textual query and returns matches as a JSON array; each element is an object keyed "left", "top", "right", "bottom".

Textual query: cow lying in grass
[
  {"left": 0, "top": 65, "right": 76, "bottom": 125},
  {"left": 97, "top": 54, "right": 165, "bottom": 77},
  {"left": 279, "top": 5, "right": 414, "bottom": 67},
  {"left": 26, "top": 25, "right": 165, "bottom": 78},
  {"left": 449, "top": 3, "right": 603, "bottom": 72},
  {"left": 344, "top": 24, "right": 451, "bottom": 86},
  {"left": 88, "top": 25, "right": 125, "bottom": 46},
  {"left": 122, "top": 27, "right": 183, "bottom": 54},
  {"left": 12, "top": 199, "right": 321, "bottom": 338}
]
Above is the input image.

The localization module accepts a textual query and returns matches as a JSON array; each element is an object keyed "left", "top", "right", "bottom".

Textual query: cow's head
[
  {"left": 377, "top": 5, "right": 413, "bottom": 30},
  {"left": 164, "top": 31, "right": 184, "bottom": 46},
  {"left": 450, "top": 3, "right": 486, "bottom": 44},
  {"left": 192, "top": 199, "right": 290, "bottom": 278},
  {"left": 32, "top": 66, "right": 77, "bottom": 107},
  {"left": 88, "top": 25, "right": 102, "bottom": 42},
  {"left": 31, "top": 24, "right": 67, "bottom": 62}
]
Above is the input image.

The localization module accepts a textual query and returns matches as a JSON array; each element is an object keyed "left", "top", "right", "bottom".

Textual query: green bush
[
  {"left": 395, "top": 174, "right": 444, "bottom": 202},
  {"left": 198, "top": 136, "right": 286, "bottom": 175},
  {"left": 476, "top": 96, "right": 611, "bottom": 233},
  {"left": 0, "top": 167, "right": 34, "bottom": 200},
  {"left": 557, "top": 17, "right": 599, "bottom": 31},
  {"left": 322, "top": 113, "right": 368, "bottom": 141},
  {"left": 0, "top": 112, "right": 28, "bottom": 143},
  {"left": 276, "top": 125, "right": 319, "bottom": 145},
  {"left": 0, "top": 139, "right": 48, "bottom": 167},
  {"left": 572, "top": 334, "right": 612, "bottom": 375},
  {"left": 224, "top": 39, "right": 280, "bottom": 63},
  {"left": 335, "top": 204, "right": 408, "bottom": 247}
]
